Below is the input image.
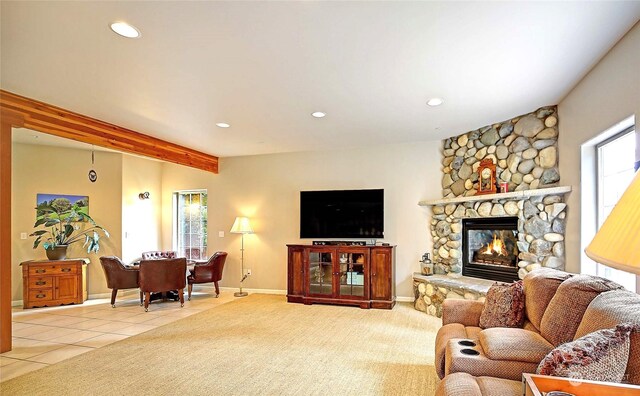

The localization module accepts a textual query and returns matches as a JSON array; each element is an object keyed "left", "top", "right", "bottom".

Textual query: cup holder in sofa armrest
[
  {"left": 457, "top": 340, "right": 476, "bottom": 347},
  {"left": 460, "top": 348, "right": 480, "bottom": 356}
]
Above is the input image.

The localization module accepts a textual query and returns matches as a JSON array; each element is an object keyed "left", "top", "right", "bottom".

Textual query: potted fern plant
[{"left": 30, "top": 203, "right": 110, "bottom": 260}]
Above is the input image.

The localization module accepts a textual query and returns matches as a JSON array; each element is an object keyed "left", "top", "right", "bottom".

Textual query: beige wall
[
  {"left": 558, "top": 22, "right": 640, "bottom": 274},
  {"left": 161, "top": 141, "right": 441, "bottom": 298},
  {"left": 11, "top": 143, "right": 123, "bottom": 301},
  {"left": 121, "top": 155, "right": 163, "bottom": 263}
]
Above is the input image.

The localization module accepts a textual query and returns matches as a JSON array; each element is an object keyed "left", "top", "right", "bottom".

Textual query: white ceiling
[
  {"left": 12, "top": 128, "right": 117, "bottom": 153},
  {"left": 2, "top": 2, "right": 639, "bottom": 158}
]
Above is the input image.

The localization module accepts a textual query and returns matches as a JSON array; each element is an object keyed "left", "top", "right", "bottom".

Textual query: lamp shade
[
  {"left": 230, "top": 216, "right": 254, "bottom": 234},
  {"left": 585, "top": 170, "right": 640, "bottom": 275}
]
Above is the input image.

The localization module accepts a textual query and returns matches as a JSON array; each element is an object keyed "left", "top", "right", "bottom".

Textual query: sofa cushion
[
  {"left": 436, "top": 373, "right": 520, "bottom": 396},
  {"left": 537, "top": 323, "right": 636, "bottom": 383},
  {"left": 540, "top": 274, "right": 624, "bottom": 346},
  {"left": 523, "top": 268, "right": 572, "bottom": 331},
  {"left": 479, "top": 328, "right": 553, "bottom": 363},
  {"left": 575, "top": 289, "right": 640, "bottom": 384},
  {"left": 523, "top": 319, "right": 539, "bottom": 334},
  {"left": 479, "top": 280, "right": 525, "bottom": 329},
  {"left": 435, "top": 323, "right": 483, "bottom": 379}
]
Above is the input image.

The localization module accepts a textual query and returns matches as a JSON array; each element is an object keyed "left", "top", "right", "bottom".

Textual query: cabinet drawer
[
  {"left": 29, "top": 265, "right": 77, "bottom": 275},
  {"left": 28, "top": 289, "right": 53, "bottom": 302},
  {"left": 29, "top": 277, "right": 54, "bottom": 289}
]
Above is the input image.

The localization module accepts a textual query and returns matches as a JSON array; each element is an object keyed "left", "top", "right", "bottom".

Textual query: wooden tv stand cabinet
[{"left": 287, "top": 244, "right": 395, "bottom": 309}]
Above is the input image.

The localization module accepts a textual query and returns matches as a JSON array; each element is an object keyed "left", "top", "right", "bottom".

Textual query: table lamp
[
  {"left": 230, "top": 216, "right": 254, "bottom": 297},
  {"left": 585, "top": 170, "right": 640, "bottom": 281}
]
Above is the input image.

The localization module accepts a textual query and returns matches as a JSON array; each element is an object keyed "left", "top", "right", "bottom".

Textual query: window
[
  {"left": 175, "top": 190, "right": 207, "bottom": 261},
  {"left": 596, "top": 127, "right": 636, "bottom": 291}
]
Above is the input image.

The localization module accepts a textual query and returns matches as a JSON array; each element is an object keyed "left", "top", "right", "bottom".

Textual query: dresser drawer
[
  {"left": 29, "top": 277, "right": 54, "bottom": 289},
  {"left": 28, "top": 289, "right": 53, "bottom": 302},
  {"left": 29, "top": 264, "right": 78, "bottom": 276}
]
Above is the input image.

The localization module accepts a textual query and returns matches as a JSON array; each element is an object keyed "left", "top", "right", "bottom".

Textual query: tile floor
[{"left": 0, "top": 290, "right": 235, "bottom": 382}]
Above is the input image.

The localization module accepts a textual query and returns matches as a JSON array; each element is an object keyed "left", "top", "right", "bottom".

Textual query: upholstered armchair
[
  {"left": 138, "top": 258, "right": 187, "bottom": 311},
  {"left": 99, "top": 256, "right": 142, "bottom": 308},
  {"left": 141, "top": 251, "right": 177, "bottom": 260},
  {"left": 187, "top": 252, "right": 228, "bottom": 300}
]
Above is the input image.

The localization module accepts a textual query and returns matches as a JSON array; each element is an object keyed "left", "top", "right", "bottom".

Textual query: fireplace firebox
[{"left": 462, "top": 217, "right": 519, "bottom": 283}]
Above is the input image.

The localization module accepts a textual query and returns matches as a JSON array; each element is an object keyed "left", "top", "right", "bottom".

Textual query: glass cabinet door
[
  {"left": 308, "top": 251, "right": 333, "bottom": 295},
  {"left": 338, "top": 251, "right": 366, "bottom": 298}
]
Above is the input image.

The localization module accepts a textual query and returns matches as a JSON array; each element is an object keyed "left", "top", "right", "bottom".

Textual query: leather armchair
[
  {"left": 138, "top": 258, "right": 187, "bottom": 311},
  {"left": 99, "top": 256, "right": 142, "bottom": 308},
  {"left": 187, "top": 252, "right": 228, "bottom": 300},
  {"left": 141, "top": 251, "right": 177, "bottom": 260}
]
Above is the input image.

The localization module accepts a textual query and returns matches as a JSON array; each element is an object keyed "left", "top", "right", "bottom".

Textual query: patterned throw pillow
[
  {"left": 479, "top": 280, "right": 525, "bottom": 329},
  {"left": 537, "top": 323, "right": 638, "bottom": 383}
]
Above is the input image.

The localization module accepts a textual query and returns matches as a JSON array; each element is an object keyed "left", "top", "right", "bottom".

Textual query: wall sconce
[{"left": 138, "top": 192, "right": 150, "bottom": 200}]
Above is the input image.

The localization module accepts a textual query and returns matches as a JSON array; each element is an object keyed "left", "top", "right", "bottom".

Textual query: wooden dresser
[{"left": 21, "top": 259, "right": 88, "bottom": 309}]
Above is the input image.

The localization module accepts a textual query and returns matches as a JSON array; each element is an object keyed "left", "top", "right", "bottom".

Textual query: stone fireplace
[
  {"left": 413, "top": 105, "right": 572, "bottom": 317},
  {"left": 421, "top": 189, "right": 569, "bottom": 280},
  {"left": 462, "top": 217, "right": 519, "bottom": 283}
]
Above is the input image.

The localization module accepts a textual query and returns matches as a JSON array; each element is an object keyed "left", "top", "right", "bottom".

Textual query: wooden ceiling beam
[{"left": 0, "top": 90, "right": 219, "bottom": 173}]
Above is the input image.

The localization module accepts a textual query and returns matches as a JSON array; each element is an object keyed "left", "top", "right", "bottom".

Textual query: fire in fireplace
[
  {"left": 474, "top": 232, "right": 516, "bottom": 265},
  {"left": 462, "top": 217, "right": 519, "bottom": 283}
]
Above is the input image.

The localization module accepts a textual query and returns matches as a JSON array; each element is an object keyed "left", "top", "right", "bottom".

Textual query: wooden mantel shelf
[{"left": 418, "top": 186, "right": 572, "bottom": 207}]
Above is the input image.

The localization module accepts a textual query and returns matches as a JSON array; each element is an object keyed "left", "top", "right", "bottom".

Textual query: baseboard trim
[
  {"left": 396, "top": 296, "right": 414, "bottom": 303},
  {"left": 88, "top": 293, "right": 112, "bottom": 300},
  {"left": 219, "top": 286, "right": 287, "bottom": 295}
]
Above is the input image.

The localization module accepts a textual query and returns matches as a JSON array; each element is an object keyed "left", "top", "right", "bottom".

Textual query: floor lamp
[
  {"left": 585, "top": 170, "right": 640, "bottom": 287},
  {"left": 230, "top": 216, "right": 254, "bottom": 297}
]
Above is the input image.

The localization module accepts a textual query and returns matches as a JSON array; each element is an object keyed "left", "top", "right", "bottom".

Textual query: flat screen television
[{"left": 300, "top": 189, "right": 384, "bottom": 239}]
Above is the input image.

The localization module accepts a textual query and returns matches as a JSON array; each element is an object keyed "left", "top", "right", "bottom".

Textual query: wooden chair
[
  {"left": 138, "top": 258, "right": 187, "bottom": 311},
  {"left": 99, "top": 256, "right": 142, "bottom": 308},
  {"left": 187, "top": 252, "right": 228, "bottom": 300}
]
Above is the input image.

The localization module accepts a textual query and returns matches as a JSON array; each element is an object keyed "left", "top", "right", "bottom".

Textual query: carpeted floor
[{"left": 0, "top": 294, "right": 442, "bottom": 395}]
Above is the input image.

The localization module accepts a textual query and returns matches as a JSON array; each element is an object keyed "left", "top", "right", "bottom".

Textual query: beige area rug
[{"left": 1, "top": 295, "right": 442, "bottom": 395}]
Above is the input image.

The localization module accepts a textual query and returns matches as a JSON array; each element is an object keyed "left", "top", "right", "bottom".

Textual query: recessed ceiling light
[
  {"left": 311, "top": 112, "right": 326, "bottom": 118},
  {"left": 216, "top": 123, "right": 230, "bottom": 128},
  {"left": 110, "top": 22, "right": 141, "bottom": 38},
  {"left": 427, "top": 98, "right": 444, "bottom": 107}
]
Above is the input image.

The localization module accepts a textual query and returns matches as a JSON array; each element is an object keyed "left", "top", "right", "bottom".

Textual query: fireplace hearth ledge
[
  {"left": 418, "top": 186, "right": 571, "bottom": 207},
  {"left": 413, "top": 273, "right": 500, "bottom": 317}
]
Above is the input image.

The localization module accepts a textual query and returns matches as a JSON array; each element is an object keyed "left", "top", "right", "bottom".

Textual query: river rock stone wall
[
  {"left": 442, "top": 106, "right": 559, "bottom": 198},
  {"left": 431, "top": 193, "right": 567, "bottom": 279},
  {"left": 416, "top": 105, "right": 566, "bottom": 317}
]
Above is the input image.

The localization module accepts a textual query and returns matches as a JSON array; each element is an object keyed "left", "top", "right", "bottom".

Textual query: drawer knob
[
  {"left": 36, "top": 293, "right": 46, "bottom": 298},
  {"left": 61, "top": 268, "right": 72, "bottom": 272},
  {"left": 35, "top": 269, "right": 46, "bottom": 274},
  {"left": 35, "top": 281, "right": 47, "bottom": 286}
]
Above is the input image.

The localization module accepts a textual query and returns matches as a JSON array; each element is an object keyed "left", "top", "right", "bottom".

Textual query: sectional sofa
[{"left": 434, "top": 268, "right": 640, "bottom": 395}]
